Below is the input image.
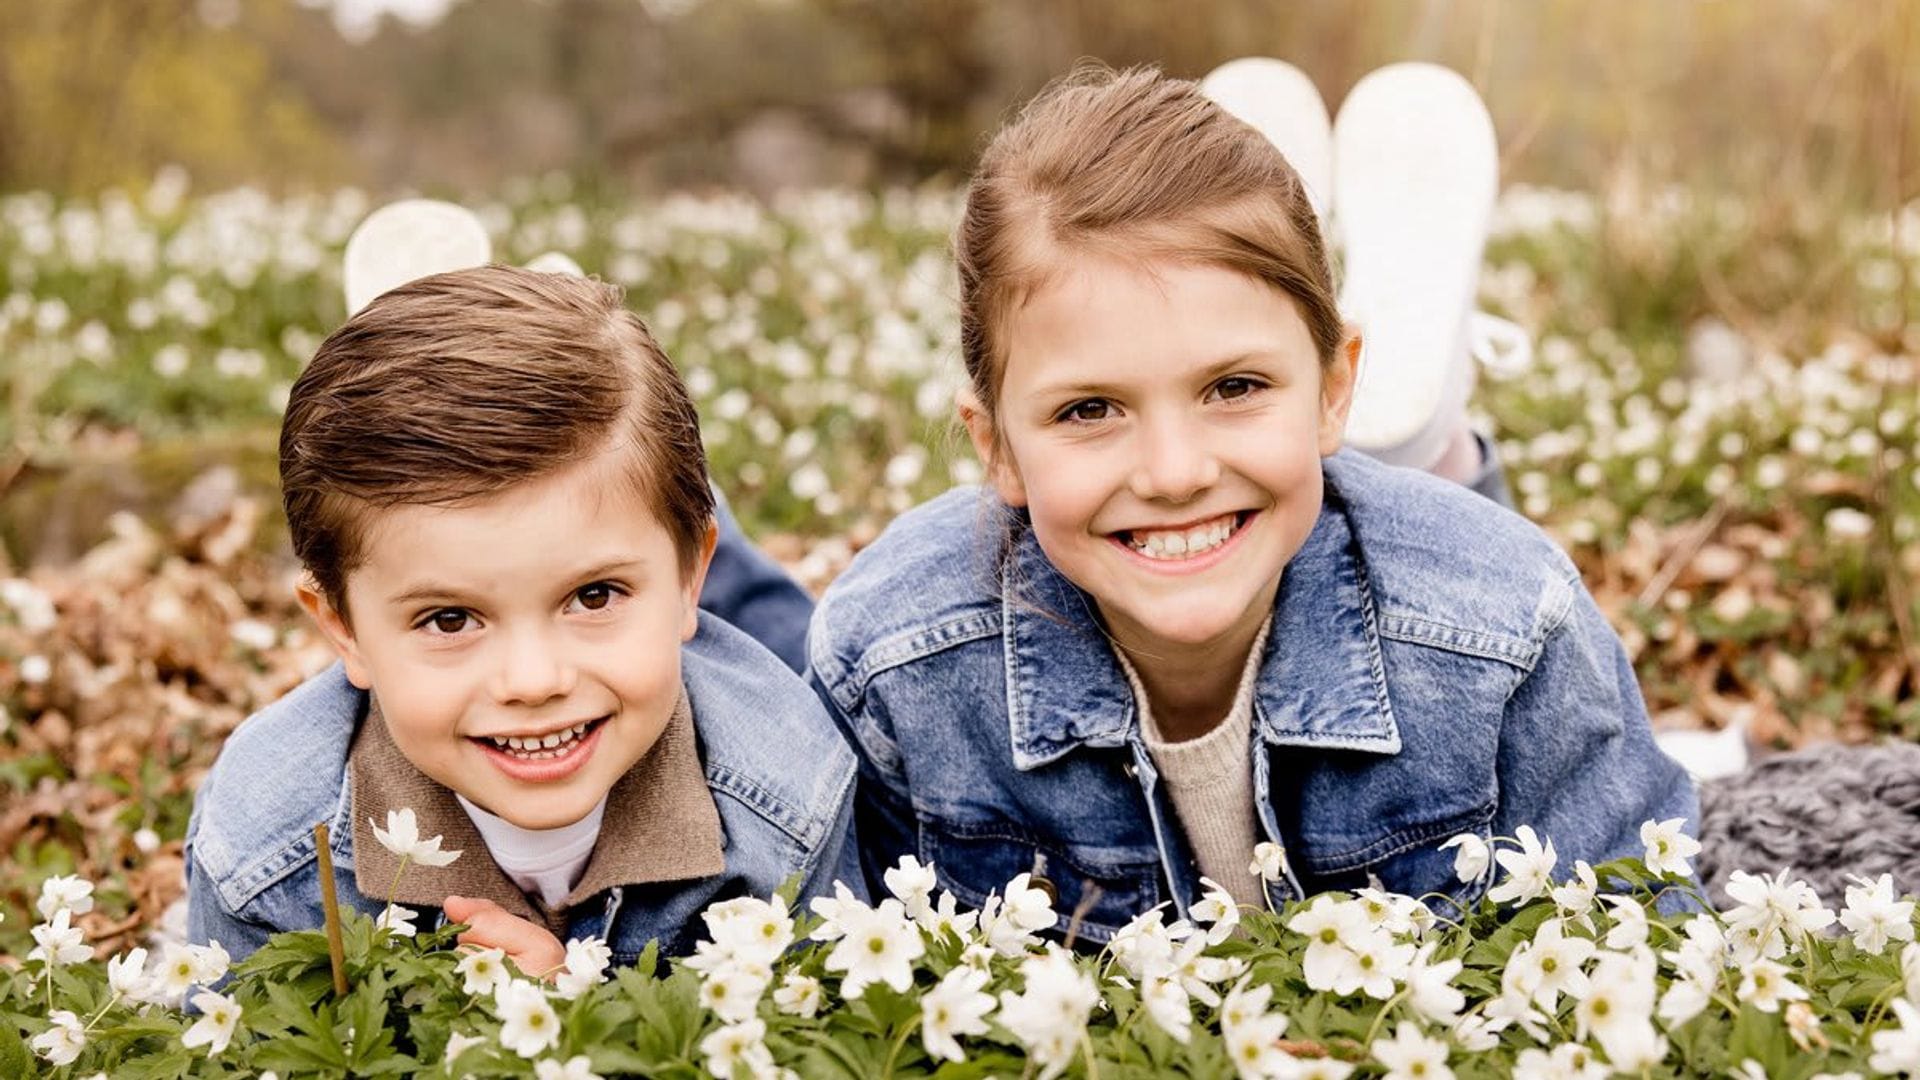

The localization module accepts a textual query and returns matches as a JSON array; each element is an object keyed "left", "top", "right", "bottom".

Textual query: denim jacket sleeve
[
  {"left": 805, "top": 665, "right": 914, "bottom": 900},
  {"left": 1493, "top": 564, "right": 1699, "bottom": 870},
  {"left": 183, "top": 844, "right": 279, "bottom": 968}
]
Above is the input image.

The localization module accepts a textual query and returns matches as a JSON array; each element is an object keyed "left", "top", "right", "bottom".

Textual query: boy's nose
[
  {"left": 490, "top": 629, "right": 577, "bottom": 706},
  {"left": 1127, "top": 414, "right": 1221, "bottom": 503}
]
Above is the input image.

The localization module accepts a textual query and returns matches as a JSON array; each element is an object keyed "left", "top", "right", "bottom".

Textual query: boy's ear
[
  {"left": 1317, "top": 326, "right": 1364, "bottom": 456},
  {"left": 679, "top": 519, "right": 721, "bottom": 643},
  {"left": 956, "top": 386, "right": 1028, "bottom": 508},
  {"left": 295, "top": 575, "right": 375, "bottom": 690}
]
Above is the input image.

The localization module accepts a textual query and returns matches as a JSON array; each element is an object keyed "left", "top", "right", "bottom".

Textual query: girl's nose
[{"left": 1127, "top": 414, "right": 1222, "bottom": 503}]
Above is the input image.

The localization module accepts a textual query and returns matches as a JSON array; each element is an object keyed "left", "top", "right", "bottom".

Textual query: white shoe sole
[
  {"left": 1334, "top": 63, "right": 1497, "bottom": 467},
  {"left": 1199, "top": 57, "right": 1334, "bottom": 229},
  {"left": 342, "top": 199, "right": 493, "bottom": 316}
]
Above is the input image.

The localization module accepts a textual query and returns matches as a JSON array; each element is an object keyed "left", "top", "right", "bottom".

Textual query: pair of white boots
[{"left": 1201, "top": 59, "right": 1528, "bottom": 477}]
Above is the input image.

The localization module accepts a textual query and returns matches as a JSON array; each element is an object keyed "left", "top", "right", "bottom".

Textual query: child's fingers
[{"left": 442, "top": 894, "right": 567, "bottom": 975}]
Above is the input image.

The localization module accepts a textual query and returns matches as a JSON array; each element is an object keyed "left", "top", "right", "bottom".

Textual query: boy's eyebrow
[{"left": 383, "top": 558, "right": 650, "bottom": 606}]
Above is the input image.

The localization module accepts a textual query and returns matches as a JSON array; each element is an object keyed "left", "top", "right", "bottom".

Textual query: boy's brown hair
[
  {"left": 281, "top": 265, "right": 713, "bottom": 619},
  {"left": 956, "top": 65, "right": 1346, "bottom": 443}
]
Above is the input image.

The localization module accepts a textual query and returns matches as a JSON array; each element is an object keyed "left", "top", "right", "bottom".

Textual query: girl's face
[{"left": 969, "top": 255, "right": 1358, "bottom": 660}]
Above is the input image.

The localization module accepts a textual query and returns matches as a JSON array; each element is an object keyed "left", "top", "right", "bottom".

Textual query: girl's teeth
[{"left": 1129, "top": 516, "right": 1237, "bottom": 560}]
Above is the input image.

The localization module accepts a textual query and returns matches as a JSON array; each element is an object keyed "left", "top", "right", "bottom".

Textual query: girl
[{"left": 806, "top": 67, "right": 1694, "bottom": 940}]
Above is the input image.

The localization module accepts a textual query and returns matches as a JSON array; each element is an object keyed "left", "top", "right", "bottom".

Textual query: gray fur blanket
[{"left": 1694, "top": 740, "right": 1920, "bottom": 906}]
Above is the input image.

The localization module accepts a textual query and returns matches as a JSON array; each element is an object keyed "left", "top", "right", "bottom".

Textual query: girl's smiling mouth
[
  {"left": 1108, "top": 510, "right": 1256, "bottom": 569},
  {"left": 472, "top": 715, "right": 610, "bottom": 782}
]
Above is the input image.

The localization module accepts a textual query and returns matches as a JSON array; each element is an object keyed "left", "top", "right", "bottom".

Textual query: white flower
[
  {"left": 1664, "top": 914, "right": 1728, "bottom": 984},
  {"left": 553, "top": 937, "right": 612, "bottom": 1000},
  {"left": 1295, "top": 1061, "right": 1357, "bottom": 1080},
  {"left": 700, "top": 1017, "right": 773, "bottom": 1079},
  {"left": 1141, "top": 969, "right": 1195, "bottom": 1043},
  {"left": 806, "top": 880, "right": 865, "bottom": 942},
  {"left": 1438, "top": 832, "right": 1491, "bottom": 883},
  {"left": 1405, "top": 942, "right": 1466, "bottom": 1023},
  {"left": 32, "top": 1010, "right": 86, "bottom": 1066},
  {"left": 822, "top": 897, "right": 924, "bottom": 998},
  {"left": 370, "top": 807, "right": 463, "bottom": 867},
  {"left": 181, "top": 990, "right": 242, "bottom": 1056},
  {"left": 1871, "top": 998, "right": 1920, "bottom": 1075},
  {"left": 535, "top": 1055, "right": 603, "bottom": 1080},
  {"left": 443, "top": 1030, "right": 488, "bottom": 1066},
  {"left": 1287, "top": 895, "right": 1372, "bottom": 992},
  {"left": 1785, "top": 1000, "right": 1828, "bottom": 1053},
  {"left": 1601, "top": 895, "right": 1650, "bottom": 950},
  {"left": 999, "top": 872, "right": 1058, "bottom": 933},
  {"left": 1513, "top": 1043, "right": 1608, "bottom": 1080},
  {"left": 37, "top": 874, "right": 96, "bottom": 920},
  {"left": 494, "top": 979, "right": 562, "bottom": 1058},
  {"left": 1724, "top": 869, "right": 1836, "bottom": 944},
  {"left": 1841, "top": 873, "right": 1916, "bottom": 954},
  {"left": 1191, "top": 880, "right": 1242, "bottom": 945},
  {"left": 1371, "top": 1020, "right": 1455, "bottom": 1080},
  {"left": 1737, "top": 958, "right": 1808, "bottom": 1013},
  {"left": 375, "top": 904, "right": 418, "bottom": 937},
  {"left": 1487, "top": 825, "right": 1557, "bottom": 905},
  {"left": 1640, "top": 818, "right": 1702, "bottom": 878},
  {"left": 457, "top": 947, "right": 509, "bottom": 996},
  {"left": 701, "top": 894, "right": 796, "bottom": 967},
  {"left": 28, "top": 908, "right": 91, "bottom": 967},
  {"left": 1249, "top": 842, "right": 1289, "bottom": 883},
  {"left": 191, "top": 940, "right": 231, "bottom": 985},
  {"left": 884, "top": 855, "right": 938, "bottom": 918},
  {"left": 1658, "top": 974, "right": 1712, "bottom": 1027},
  {"left": 699, "top": 963, "right": 771, "bottom": 1023},
  {"left": 919, "top": 965, "right": 995, "bottom": 1062},
  {"left": 152, "top": 942, "right": 205, "bottom": 1002},
  {"left": 1451, "top": 1009, "right": 1511, "bottom": 1052},
  {"left": 997, "top": 949, "right": 1101, "bottom": 1080},
  {"left": 1513, "top": 919, "right": 1594, "bottom": 1010},
  {"left": 1571, "top": 951, "right": 1658, "bottom": 1064},
  {"left": 1221, "top": 980, "right": 1296, "bottom": 1080},
  {"left": 914, "top": 890, "right": 979, "bottom": 939},
  {"left": 774, "top": 973, "right": 825, "bottom": 1018},
  {"left": 107, "top": 947, "right": 150, "bottom": 999},
  {"left": 1550, "top": 861, "right": 1598, "bottom": 924}
]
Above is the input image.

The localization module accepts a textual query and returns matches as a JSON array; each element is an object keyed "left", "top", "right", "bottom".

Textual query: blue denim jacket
[
  {"left": 808, "top": 450, "right": 1697, "bottom": 942},
  {"left": 186, "top": 613, "right": 861, "bottom": 965}
]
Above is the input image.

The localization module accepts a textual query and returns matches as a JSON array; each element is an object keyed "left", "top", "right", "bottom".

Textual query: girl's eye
[
  {"left": 1058, "top": 399, "right": 1112, "bottom": 423},
  {"left": 426, "top": 609, "right": 470, "bottom": 635},
  {"left": 1213, "top": 376, "right": 1264, "bottom": 401}
]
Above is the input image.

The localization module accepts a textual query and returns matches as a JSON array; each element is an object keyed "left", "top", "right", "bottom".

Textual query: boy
[{"left": 185, "top": 266, "right": 860, "bottom": 972}]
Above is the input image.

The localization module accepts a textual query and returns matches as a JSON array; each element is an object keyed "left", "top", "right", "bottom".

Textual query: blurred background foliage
[{"left": 3, "top": 0, "right": 1916, "bottom": 209}]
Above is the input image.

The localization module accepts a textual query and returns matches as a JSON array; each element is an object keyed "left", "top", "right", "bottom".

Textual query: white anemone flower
[
  {"left": 494, "top": 979, "right": 562, "bottom": 1058},
  {"left": 31, "top": 1010, "right": 87, "bottom": 1067},
  {"left": 773, "top": 973, "right": 825, "bottom": 1018},
  {"left": 919, "top": 965, "right": 996, "bottom": 1062},
  {"left": 996, "top": 948, "right": 1101, "bottom": 1080},
  {"left": 823, "top": 897, "right": 924, "bottom": 998},
  {"left": 1657, "top": 973, "right": 1713, "bottom": 1026},
  {"left": 456, "top": 947, "right": 509, "bottom": 996},
  {"left": 1371, "top": 1021, "right": 1454, "bottom": 1080},
  {"left": 1840, "top": 873, "right": 1916, "bottom": 954},
  {"left": 36, "top": 874, "right": 96, "bottom": 920},
  {"left": 370, "top": 807, "right": 462, "bottom": 867},
  {"left": 1438, "top": 833, "right": 1491, "bottom": 883},
  {"left": 1639, "top": 818, "right": 1702, "bottom": 878},
  {"left": 181, "top": 990, "right": 242, "bottom": 1057},
  {"left": 1191, "top": 879, "right": 1242, "bottom": 945},
  {"left": 1487, "top": 825, "right": 1558, "bottom": 905},
  {"left": 107, "top": 947, "right": 150, "bottom": 999},
  {"left": 1249, "top": 842, "right": 1289, "bottom": 883},
  {"left": 534, "top": 1056, "right": 603, "bottom": 1080},
  {"left": 1872, "top": 999, "right": 1920, "bottom": 1075},
  {"left": 28, "top": 908, "right": 91, "bottom": 968},
  {"left": 883, "top": 855, "right": 938, "bottom": 919},
  {"left": 374, "top": 904, "right": 418, "bottom": 937},
  {"left": 1737, "top": 958, "right": 1808, "bottom": 1013},
  {"left": 699, "top": 963, "right": 772, "bottom": 1023},
  {"left": 1405, "top": 942, "right": 1466, "bottom": 1023},
  {"left": 1601, "top": 895, "right": 1651, "bottom": 950},
  {"left": 553, "top": 937, "right": 612, "bottom": 1000},
  {"left": 700, "top": 1017, "right": 774, "bottom": 1079}
]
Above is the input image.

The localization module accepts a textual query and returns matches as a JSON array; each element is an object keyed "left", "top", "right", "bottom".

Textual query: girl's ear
[
  {"left": 1317, "top": 326, "right": 1364, "bottom": 456},
  {"left": 956, "top": 386, "right": 1028, "bottom": 508},
  {"left": 679, "top": 519, "right": 721, "bottom": 643},
  {"left": 296, "top": 575, "right": 375, "bottom": 690}
]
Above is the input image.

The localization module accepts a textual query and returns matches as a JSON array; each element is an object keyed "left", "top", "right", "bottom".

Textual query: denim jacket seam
[
  {"left": 1298, "top": 802, "right": 1497, "bottom": 875},
  {"left": 210, "top": 767, "right": 354, "bottom": 914},
  {"left": 1374, "top": 613, "right": 1537, "bottom": 668},
  {"left": 706, "top": 760, "right": 848, "bottom": 851},
  {"left": 821, "top": 610, "right": 1002, "bottom": 713}
]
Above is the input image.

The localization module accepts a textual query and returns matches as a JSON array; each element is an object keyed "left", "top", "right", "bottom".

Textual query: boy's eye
[
  {"left": 575, "top": 583, "right": 613, "bottom": 610},
  {"left": 1058, "top": 399, "right": 1112, "bottom": 423},
  {"left": 427, "top": 609, "right": 470, "bottom": 634}
]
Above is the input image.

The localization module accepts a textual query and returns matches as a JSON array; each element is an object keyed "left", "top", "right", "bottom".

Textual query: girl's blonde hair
[{"left": 956, "top": 65, "right": 1345, "bottom": 436}]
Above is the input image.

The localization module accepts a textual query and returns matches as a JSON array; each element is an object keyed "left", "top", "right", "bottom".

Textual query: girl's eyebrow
[{"left": 1026, "top": 351, "right": 1284, "bottom": 399}]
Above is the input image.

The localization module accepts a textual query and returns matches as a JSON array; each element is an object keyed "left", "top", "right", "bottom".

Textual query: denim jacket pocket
[
  {"left": 918, "top": 817, "right": 1163, "bottom": 945},
  {"left": 1291, "top": 801, "right": 1495, "bottom": 915}
]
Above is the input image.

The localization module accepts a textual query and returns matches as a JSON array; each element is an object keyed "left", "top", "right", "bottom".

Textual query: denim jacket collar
[{"left": 1003, "top": 479, "right": 1403, "bottom": 771}]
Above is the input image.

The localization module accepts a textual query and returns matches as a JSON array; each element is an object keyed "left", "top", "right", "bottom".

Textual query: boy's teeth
[
  {"left": 1128, "top": 515, "right": 1238, "bottom": 560},
  {"left": 488, "top": 720, "right": 594, "bottom": 758}
]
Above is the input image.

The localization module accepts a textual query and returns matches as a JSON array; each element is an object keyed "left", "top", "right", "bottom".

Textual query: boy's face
[{"left": 300, "top": 447, "right": 716, "bottom": 831}]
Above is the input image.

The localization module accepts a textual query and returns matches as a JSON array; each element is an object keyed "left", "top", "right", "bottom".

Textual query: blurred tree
[{"left": 0, "top": 0, "right": 344, "bottom": 193}]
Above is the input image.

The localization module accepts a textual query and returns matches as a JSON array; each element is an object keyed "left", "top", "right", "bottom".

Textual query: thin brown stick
[
  {"left": 1636, "top": 498, "right": 1730, "bottom": 608},
  {"left": 314, "top": 822, "right": 349, "bottom": 997}
]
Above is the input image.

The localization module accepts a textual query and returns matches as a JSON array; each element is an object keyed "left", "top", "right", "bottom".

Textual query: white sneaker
[
  {"left": 1199, "top": 57, "right": 1334, "bottom": 229},
  {"left": 1333, "top": 63, "right": 1497, "bottom": 469}
]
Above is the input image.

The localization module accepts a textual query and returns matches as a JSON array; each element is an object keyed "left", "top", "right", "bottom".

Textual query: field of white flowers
[{"left": 1, "top": 173, "right": 1919, "bottom": 1075}]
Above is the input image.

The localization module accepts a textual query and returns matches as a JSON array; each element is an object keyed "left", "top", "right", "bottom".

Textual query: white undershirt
[{"left": 456, "top": 794, "right": 608, "bottom": 909}]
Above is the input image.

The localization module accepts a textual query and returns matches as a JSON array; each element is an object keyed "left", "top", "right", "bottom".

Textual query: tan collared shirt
[{"left": 349, "top": 690, "right": 726, "bottom": 938}]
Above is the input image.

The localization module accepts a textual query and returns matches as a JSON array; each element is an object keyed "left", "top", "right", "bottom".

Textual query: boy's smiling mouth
[
  {"left": 1111, "top": 510, "right": 1253, "bottom": 562},
  {"left": 471, "top": 715, "right": 610, "bottom": 779}
]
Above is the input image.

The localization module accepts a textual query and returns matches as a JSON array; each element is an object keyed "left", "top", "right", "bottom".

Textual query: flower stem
[
  {"left": 1360, "top": 989, "right": 1408, "bottom": 1049},
  {"left": 881, "top": 1014, "right": 917, "bottom": 1078},
  {"left": 314, "top": 822, "right": 350, "bottom": 996}
]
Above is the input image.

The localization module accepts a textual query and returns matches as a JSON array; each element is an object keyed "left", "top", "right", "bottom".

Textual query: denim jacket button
[
  {"left": 1030, "top": 875, "right": 1059, "bottom": 905},
  {"left": 1123, "top": 763, "right": 1138, "bottom": 779}
]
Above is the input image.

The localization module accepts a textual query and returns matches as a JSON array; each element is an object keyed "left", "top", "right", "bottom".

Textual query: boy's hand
[{"left": 443, "top": 895, "right": 567, "bottom": 979}]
